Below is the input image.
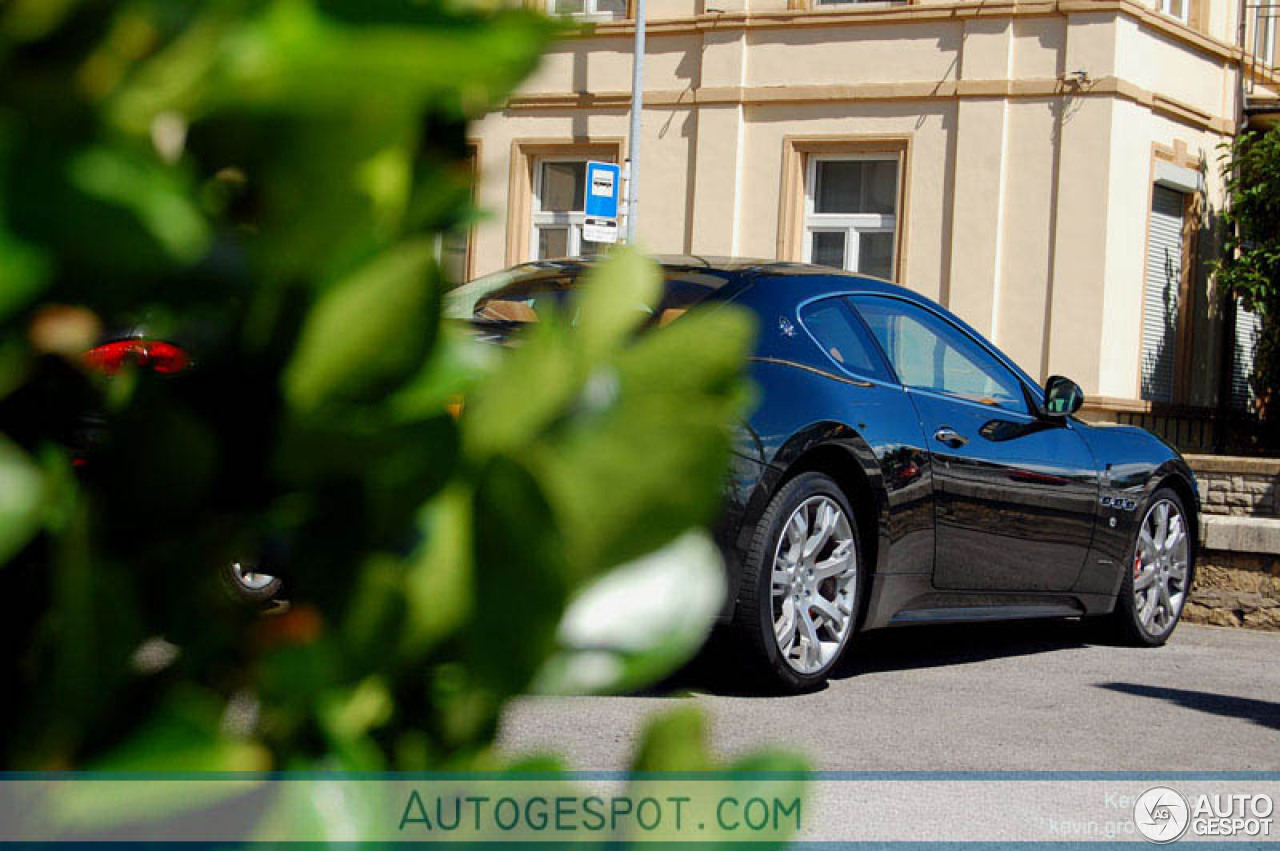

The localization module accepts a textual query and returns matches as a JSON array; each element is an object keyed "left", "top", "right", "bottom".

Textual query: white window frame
[
  {"left": 1155, "top": 0, "right": 1189, "bottom": 24},
  {"left": 547, "top": 0, "right": 626, "bottom": 20},
  {"left": 1254, "top": 0, "right": 1277, "bottom": 66},
  {"left": 801, "top": 153, "right": 899, "bottom": 278},
  {"left": 530, "top": 156, "right": 615, "bottom": 260},
  {"left": 812, "top": 0, "right": 906, "bottom": 7}
]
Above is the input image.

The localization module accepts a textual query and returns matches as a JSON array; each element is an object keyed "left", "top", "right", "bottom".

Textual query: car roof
[
  {"left": 527, "top": 254, "right": 919, "bottom": 297},
  {"left": 452, "top": 255, "right": 1045, "bottom": 399}
]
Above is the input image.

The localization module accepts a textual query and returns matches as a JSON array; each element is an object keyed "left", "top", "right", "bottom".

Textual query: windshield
[{"left": 444, "top": 260, "right": 741, "bottom": 325}]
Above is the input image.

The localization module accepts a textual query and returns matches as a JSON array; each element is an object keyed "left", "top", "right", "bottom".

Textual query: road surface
[{"left": 499, "top": 621, "right": 1280, "bottom": 770}]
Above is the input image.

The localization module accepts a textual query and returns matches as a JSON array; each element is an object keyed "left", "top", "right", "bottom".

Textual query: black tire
[
  {"left": 1108, "top": 486, "right": 1194, "bottom": 647},
  {"left": 221, "top": 559, "right": 284, "bottom": 605},
  {"left": 733, "top": 471, "right": 863, "bottom": 692}
]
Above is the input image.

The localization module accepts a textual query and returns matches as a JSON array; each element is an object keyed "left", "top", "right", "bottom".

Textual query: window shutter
[
  {"left": 1232, "top": 300, "right": 1264, "bottom": 411},
  {"left": 1141, "top": 186, "right": 1185, "bottom": 403}
]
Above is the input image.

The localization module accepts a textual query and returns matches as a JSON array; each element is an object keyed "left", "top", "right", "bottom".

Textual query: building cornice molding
[
  {"left": 502, "top": 75, "right": 1234, "bottom": 133},
  {"left": 571, "top": 0, "right": 1246, "bottom": 66}
]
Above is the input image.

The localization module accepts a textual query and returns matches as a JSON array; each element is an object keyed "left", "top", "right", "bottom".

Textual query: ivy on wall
[{"left": 1215, "top": 125, "right": 1280, "bottom": 429}]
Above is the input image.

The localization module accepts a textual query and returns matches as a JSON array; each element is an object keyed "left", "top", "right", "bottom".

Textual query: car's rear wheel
[
  {"left": 1110, "top": 487, "right": 1193, "bottom": 646},
  {"left": 735, "top": 471, "right": 862, "bottom": 691}
]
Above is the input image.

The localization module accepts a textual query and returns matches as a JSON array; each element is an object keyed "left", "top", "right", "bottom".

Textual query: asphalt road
[{"left": 499, "top": 621, "right": 1280, "bottom": 770}]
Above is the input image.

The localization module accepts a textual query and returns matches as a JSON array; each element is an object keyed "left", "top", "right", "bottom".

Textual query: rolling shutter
[
  {"left": 1232, "top": 299, "right": 1263, "bottom": 411},
  {"left": 1141, "top": 186, "right": 1185, "bottom": 403}
]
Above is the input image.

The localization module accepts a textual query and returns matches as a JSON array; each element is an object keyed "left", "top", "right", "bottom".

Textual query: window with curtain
[
  {"left": 803, "top": 155, "right": 899, "bottom": 281},
  {"left": 1254, "top": 0, "right": 1277, "bottom": 66},
  {"left": 1155, "top": 0, "right": 1189, "bottom": 23},
  {"left": 548, "top": 0, "right": 626, "bottom": 17},
  {"left": 531, "top": 158, "right": 613, "bottom": 260}
]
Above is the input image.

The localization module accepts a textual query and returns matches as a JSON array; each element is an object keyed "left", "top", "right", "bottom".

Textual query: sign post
[
  {"left": 624, "top": 0, "right": 645, "bottom": 242},
  {"left": 583, "top": 160, "right": 621, "bottom": 246}
]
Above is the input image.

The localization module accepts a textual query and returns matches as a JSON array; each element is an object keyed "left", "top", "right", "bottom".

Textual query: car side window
[
  {"left": 798, "top": 297, "right": 894, "bottom": 383},
  {"left": 850, "top": 296, "right": 1028, "bottom": 413}
]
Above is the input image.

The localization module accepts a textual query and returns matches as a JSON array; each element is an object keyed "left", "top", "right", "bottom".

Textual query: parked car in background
[
  {"left": 449, "top": 257, "right": 1199, "bottom": 691},
  {"left": 77, "top": 331, "right": 285, "bottom": 605}
]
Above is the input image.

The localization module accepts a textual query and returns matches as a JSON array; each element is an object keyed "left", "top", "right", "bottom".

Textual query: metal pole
[{"left": 625, "top": 0, "right": 645, "bottom": 242}]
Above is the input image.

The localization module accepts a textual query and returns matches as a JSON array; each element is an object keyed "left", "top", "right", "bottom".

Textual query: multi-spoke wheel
[
  {"left": 735, "top": 471, "right": 862, "bottom": 691},
  {"left": 771, "top": 495, "right": 858, "bottom": 674},
  {"left": 1111, "top": 487, "right": 1194, "bottom": 646}
]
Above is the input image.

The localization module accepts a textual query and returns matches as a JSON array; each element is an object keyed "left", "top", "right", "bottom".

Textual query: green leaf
[
  {"left": 571, "top": 245, "right": 662, "bottom": 360},
  {"left": 67, "top": 146, "right": 211, "bottom": 264},
  {"left": 110, "top": 2, "right": 556, "bottom": 129},
  {"left": 88, "top": 689, "right": 271, "bottom": 772},
  {"left": 719, "top": 751, "right": 811, "bottom": 851},
  {"left": 630, "top": 706, "right": 714, "bottom": 772},
  {"left": 284, "top": 239, "right": 440, "bottom": 411},
  {"left": 0, "top": 230, "right": 49, "bottom": 322},
  {"left": 468, "top": 455, "right": 571, "bottom": 696},
  {"left": 534, "top": 531, "right": 726, "bottom": 695},
  {"left": 615, "top": 307, "right": 756, "bottom": 398},
  {"left": 536, "top": 393, "right": 741, "bottom": 575},
  {"left": 0, "top": 435, "right": 44, "bottom": 566},
  {"left": 318, "top": 676, "right": 393, "bottom": 750},
  {"left": 46, "top": 691, "right": 272, "bottom": 829},
  {"left": 462, "top": 319, "right": 580, "bottom": 456},
  {"left": 388, "top": 324, "right": 499, "bottom": 421},
  {"left": 341, "top": 553, "right": 408, "bottom": 671},
  {"left": 403, "top": 485, "right": 473, "bottom": 656},
  {"left": 532, "top": 307, "right": 754, "bottom": 574}
]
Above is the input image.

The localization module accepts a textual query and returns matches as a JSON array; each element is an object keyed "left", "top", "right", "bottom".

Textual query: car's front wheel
[
  {"left": 1110, "top": 487, "right": 1194, "bottom": 646},
  {"left": 735, "top": 472, "right": 862, "bottom": 691}
]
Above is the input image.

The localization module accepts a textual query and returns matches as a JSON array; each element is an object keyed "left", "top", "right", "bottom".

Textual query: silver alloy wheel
[
  {"left": 230, "top": 561, "right": 277, "bottom": 592},
  {"left": 771, "top": 495, "right": 858, "bottom": 674},
  {"left": 1132, "top": 498, "right": 1190, "bottom": 636}
]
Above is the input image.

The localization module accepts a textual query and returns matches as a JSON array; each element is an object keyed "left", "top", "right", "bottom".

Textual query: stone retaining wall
[
  {"left": 1183, "top": 456, "right": 1280, "bottom": 631},
  {"left": 1185, "top": 554, "right": 1280, "bottom": 630},
  {"left": 1187, "top": 454, "right": 1280, "bottom": 518}
]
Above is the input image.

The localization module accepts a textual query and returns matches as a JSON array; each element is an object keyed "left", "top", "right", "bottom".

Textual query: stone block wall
[
  {"left": 1183, "top": 556, "right": 1280, "bottom": 630},
  {"left": 1188, "top": 455, "right": 1280, "bottom": 518},
  {"left": 1183, "top": 455, "right": 1280, "bottom": 631}
]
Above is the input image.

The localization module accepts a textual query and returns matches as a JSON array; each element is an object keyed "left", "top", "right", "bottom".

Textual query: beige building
[{"left": 453, "top": 0, "right": 1280, "bottom": 446}]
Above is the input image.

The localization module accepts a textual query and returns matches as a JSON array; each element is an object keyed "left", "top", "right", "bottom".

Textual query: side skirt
[{"left": 860, "top": 573, "right": 1118, "bottom": 631}]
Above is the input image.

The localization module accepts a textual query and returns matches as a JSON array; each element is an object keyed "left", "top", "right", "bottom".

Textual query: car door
[{"left": 849, "top": 295, "right": 1099, "bottom": 592}]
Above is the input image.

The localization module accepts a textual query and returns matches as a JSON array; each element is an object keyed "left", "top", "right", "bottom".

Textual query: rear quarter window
[{"left": 798, "top": 298, "right": 893, "bottom": 383}]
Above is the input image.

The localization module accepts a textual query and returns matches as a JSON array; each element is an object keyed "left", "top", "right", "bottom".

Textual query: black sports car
[{"left": 448, "top": 256, "right": 1199, "bottom": 691}]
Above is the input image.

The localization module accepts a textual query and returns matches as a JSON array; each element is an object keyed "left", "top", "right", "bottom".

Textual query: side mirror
[{"left": 1042, "top": 375, "right": 1084, "bottom": 418}]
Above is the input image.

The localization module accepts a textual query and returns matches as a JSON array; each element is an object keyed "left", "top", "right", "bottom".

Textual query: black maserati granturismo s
[{"left": 448, "top": 256, "right": 1199, "bottom": 691}]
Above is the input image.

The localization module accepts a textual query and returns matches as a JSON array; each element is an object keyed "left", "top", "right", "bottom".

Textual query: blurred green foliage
[
  {"left": 1215, "top": 126, "right": 1280, "bottom": 429},
  {"left": 0, "top": 0, "right": 803, "bottom": 816}
]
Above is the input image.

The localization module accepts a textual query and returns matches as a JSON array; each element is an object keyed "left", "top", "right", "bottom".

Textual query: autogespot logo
[{"left": 1134, "top": 787, "right": 1191, "bottom": 844}]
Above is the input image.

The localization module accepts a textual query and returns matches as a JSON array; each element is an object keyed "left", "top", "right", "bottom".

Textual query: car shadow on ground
[
  {"left": 642, "top": 618, "right": 1096, "bottom": 698},
  {"left": 1096, "top": 682, "right": 1280, "bottom": 731}
]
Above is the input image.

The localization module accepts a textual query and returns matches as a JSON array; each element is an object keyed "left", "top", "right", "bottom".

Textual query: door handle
[{"left": 933, "top": 426, "right": 968, "bottom": 448}]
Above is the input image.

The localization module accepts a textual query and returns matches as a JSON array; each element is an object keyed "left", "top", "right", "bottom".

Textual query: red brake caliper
[{"left": 1133, "top": 551, "right": 1143, "bottom": 580}]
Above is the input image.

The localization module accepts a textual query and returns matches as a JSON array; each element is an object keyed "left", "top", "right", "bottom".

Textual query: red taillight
[{"left": 83, "top": 339, "right": 191, "bottom": 376}]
